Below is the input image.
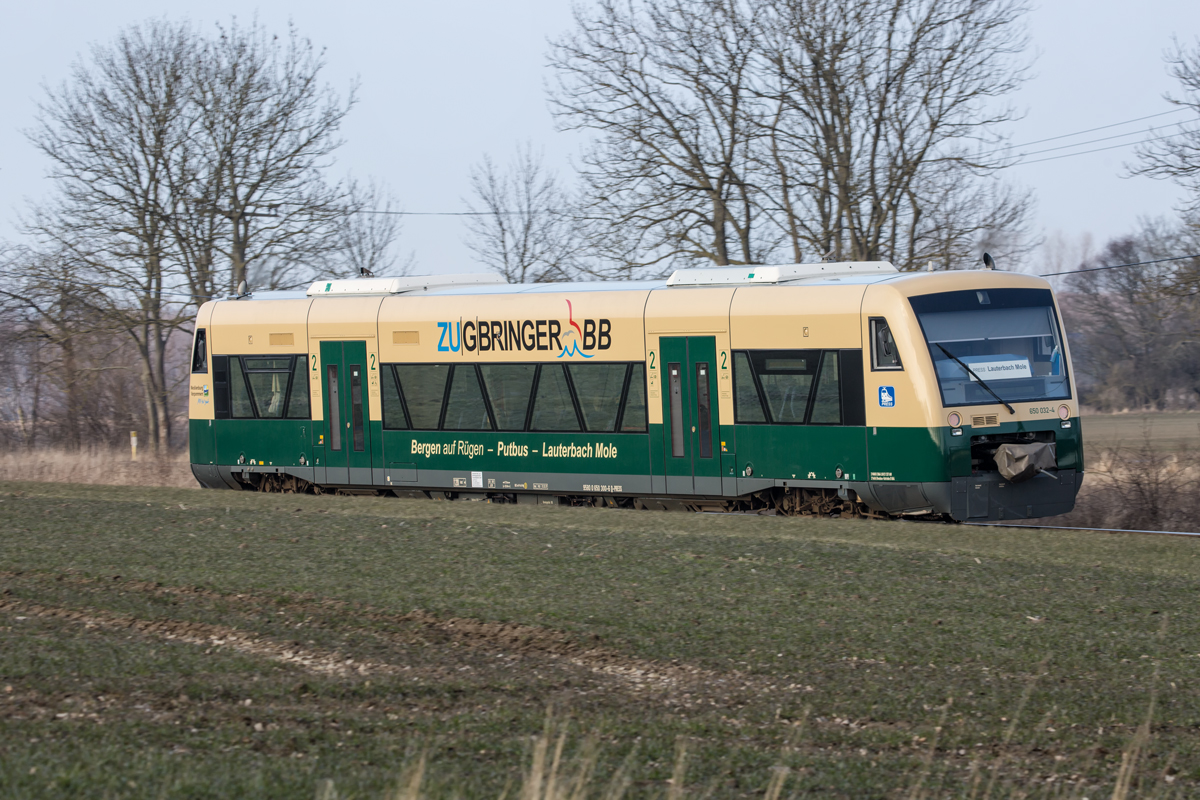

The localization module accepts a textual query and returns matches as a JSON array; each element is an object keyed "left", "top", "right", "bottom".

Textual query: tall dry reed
[{"left": 0, "top": 447, "right": 194, "bottom": 488}]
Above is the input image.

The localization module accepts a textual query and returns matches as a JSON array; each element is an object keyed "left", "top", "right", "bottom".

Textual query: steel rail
[{"left": 966, "top": 522, "right": 1200, "bottom": 538}]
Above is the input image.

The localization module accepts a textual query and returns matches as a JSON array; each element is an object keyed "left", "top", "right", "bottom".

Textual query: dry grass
[{"left": 0, "top": 447, "right": 194, "bottom": 488}]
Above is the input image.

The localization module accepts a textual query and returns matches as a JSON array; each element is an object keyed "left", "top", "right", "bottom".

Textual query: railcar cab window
[
  {"left": 870, "top": 318, "right": 902, "bottom": 370},
  {"left": 212, "top": 355, "right": 310, "bottom": 420},
  {"left": 191, "top": 329, "right": 208, "bottom": 373},
  {"left": 380, "top": 362, "right": 648, "bottom": 433},
  {"left": 910, "top": 288, "right": 1071, "bottom": 407}
]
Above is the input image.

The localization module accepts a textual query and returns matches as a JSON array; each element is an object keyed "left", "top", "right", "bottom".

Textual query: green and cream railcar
[{"left": 187, "top": 262, "right": 1083, "bottom": 520}]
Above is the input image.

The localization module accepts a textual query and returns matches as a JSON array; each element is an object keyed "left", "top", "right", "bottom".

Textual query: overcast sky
[{"left": 2, "top": 1, "right": 1198, "bottom": 276}]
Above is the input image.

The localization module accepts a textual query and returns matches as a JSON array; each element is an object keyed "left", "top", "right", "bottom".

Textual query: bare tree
[
  {"left": 23, "top": 20, "right": 197, "bottom": 450},
  {"left": 464, "top": 146, "right": 581, "bottom": 282},
  {"left": 1063, "top": 223, "right": 1200, "bottom": 410},
  {"left": 549, "top": 0, "right": 1033, "bottom": 271},
  {"left": 1136, "top": 38, "right": 1200, "bottom": 215},
  {"left": 338, "top": 180, "right": 412, "bottom": 278},
  {"left": 190, "top": 19, "right": 358, "bottom": 293},
  {"left": 550, "top": 0, "right": 768, "bottom": 273}
]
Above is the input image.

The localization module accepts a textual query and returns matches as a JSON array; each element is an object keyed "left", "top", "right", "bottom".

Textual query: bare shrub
[{"left": 1052, "top": 438, "right": 1200, "bottom": 532}]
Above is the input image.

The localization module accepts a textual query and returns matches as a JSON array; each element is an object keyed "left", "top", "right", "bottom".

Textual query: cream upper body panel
[
  {"left": 189, "top": 302, "right": 217, "bottom": 421},
  {"left": 376, "top": 289, "right": 651, "bottom": 364},
  {"left": 728, "top": 283, "right": 867, "bottom": 350},
  {"left": 209, "top": 297, "right": 314, "bottom": 355},
  {"left": 861, "top": 270, "right": 1078, "bottom": 428}
]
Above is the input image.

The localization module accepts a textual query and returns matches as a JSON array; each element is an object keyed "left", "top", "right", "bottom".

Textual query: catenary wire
[
  {"left": 1039, "top": 252, "right": 1200, "bottom": 278},
  {"left": 980, "top": 107, "right": 1190, "bottom": 156}
]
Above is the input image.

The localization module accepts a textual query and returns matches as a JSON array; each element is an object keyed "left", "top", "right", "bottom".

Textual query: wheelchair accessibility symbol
[{"left": 879, "top": 386, "right": 895, "bottom": 407}]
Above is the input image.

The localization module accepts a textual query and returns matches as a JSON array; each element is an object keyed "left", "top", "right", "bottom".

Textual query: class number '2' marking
[
  {"left": 720, "top": 350, "right": 727, "bottom": 369},
  {"left": 649, "top": 351, "right": 656, "bottom": 369},
  {"left": 311, "top": 354, "right": 317, "bottom": 372},
  {"left": 370, "top": 353, "right": 376, "bottom": 370}
]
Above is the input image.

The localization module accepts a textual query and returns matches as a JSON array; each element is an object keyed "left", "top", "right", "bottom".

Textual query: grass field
[
  {"left": 3, "top": 482, "right": 1200, "bottom": 798},
  {"left": 1081, "top": 412, "right": 1200, "bottom": 454}
]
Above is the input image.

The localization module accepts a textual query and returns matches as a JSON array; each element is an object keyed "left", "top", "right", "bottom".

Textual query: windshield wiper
[{"left": 936, "top": 343, "right": 1016, "bottom": 415}]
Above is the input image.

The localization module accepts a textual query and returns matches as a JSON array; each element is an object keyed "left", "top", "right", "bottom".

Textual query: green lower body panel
[{"left": 188, "top": 416, "right": 1085, "bottom": 520}]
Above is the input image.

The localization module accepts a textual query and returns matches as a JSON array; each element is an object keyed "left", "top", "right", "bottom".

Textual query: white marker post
[{"left": 130, "top": 431, "right": 138, "bottom": 462}]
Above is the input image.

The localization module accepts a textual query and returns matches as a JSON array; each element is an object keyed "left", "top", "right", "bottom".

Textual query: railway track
[{"left": 967, "top": 521, "right": 1200, "bottom": 538}]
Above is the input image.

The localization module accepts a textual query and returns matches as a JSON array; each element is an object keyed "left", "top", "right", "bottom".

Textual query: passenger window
[
  {"left": 620, "top": 364, "right": 647, "bottom": 431},
  {"left": 752, "top": 351, "right": 817, "bottom": 424},
  {"left": 241, "top": 358, "right": 294, "bottom": 419},
  {"left": 733, "top": 352, "right": 766, "bottom": 423},
  {"left": 381, "top": 365, "right": 408, "bottom": 429},
  {"left": 191, "top": 329, "right": 208, "bottom": 373},
  {"left": 444, "top": 365, "right": 493, "bottom": 430},
  {"left": 568, "top": 363, "right": 625, "bottom": 432},
  {"left": 809, "top": 353, "right": 841, "bottom": 424},
  {"left": 871, "top": 318, "right": 903, "bottom": 370},
  {"left": 246, "top": 371, "right": 288, "bottom": 418},
  {"left": 397, "top": 364, "right": 449, "bottom": 429},
  {"left": 530, "top": 365, "right": 581, "bottom": 431},
  {"left": 286, "top": 357, "right": 310, "bottom": 419},
  {"left": 230, "top": 358, "right": 254, "bottom": 419},
  {"left": 480, "top": 364, "right": 536, "bottom": 430}
]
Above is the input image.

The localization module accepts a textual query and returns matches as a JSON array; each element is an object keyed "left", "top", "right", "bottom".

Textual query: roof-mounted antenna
[
  {"left": 926, "top": 261, "right": 934, "bottom": 272},
  {"left": 236, "top": 279, "right": 248, "bottom": 298},
  {"left": 983, "top": 252, "right": 996, "bottom": 271},
  {"left": 821, "top": 250, "right": 835, "bottom": 263}
]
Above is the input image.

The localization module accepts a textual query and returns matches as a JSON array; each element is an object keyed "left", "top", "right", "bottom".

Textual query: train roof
[{"left": 226, "top": 261, "right": 1049, "bottom": 304}]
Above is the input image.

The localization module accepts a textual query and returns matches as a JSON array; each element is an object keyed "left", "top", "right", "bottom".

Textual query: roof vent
[
  {"left": 306, "top": 273, "right": 505, "bottom": 297},
  {"left": 666, "top": 261, "right": 897, "bottom": 287}
]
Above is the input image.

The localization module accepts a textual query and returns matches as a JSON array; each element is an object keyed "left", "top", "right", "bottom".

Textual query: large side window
[
  {"left": 443, "top": 365, "right": 493, "bottom": 431},
  {"left": 191, "top": 329, "right": 208, "bottom": 373},
  {"left": 286, "top": 357, "right": 310, "bottom": 419},
  {"left": 752, "top": 350, "right": 818, "bottom": 424},
  {"left": 619, "top": 364, "right": 647, "bottom": 432},
  {"left": 397, "top": 364, "right": 450, "bottom": 429},
  {"left": 243, "top": 358, "right": 292, "bottom": 418},
  {"left": 230, "top": 357, "right": 255, "bottom": 419},
  {"left": 733, "top": 350, "right": 847, "bottom": 425},
  {"left": 215, "top": 355, "right": 310, "bottom": 419},
  {"left": 732, "top": 352, "right": 767, "bottom": 423},
  {"left": 870, "top": 318, "right": 903, "bottom": 370},
  {"left": 382, "top": 361, "right": 651, "bottom": 433},
  {"left": 480, "top": 364, "right": 536, "bottom": 430},
  {"left": 568, "top": 363, "right": 626, "bottom": 432},
  {"left": 530, "top": 364, "right": 582, "bottom": 431},
  {"left": 808, "top": 352, "right": 841, "bottom": 424},
  {"left": 381, "top": 365, "right": 409, "bottom": 429}
]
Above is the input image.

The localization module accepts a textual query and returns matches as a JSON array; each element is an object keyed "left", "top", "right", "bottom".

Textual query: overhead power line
[
  {"left": 1040, "top": 253, "right": 1200, "bottom": 278},
  {"left": 986, "top": 107, "right": 1190, "bottom": 156}
]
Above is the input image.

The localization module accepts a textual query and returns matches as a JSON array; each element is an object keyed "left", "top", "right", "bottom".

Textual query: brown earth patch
[{"left": 1, "top": 570, "right": 812, "bottom": 706}]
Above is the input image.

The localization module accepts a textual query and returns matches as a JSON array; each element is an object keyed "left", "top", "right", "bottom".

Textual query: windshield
[{"left": 910, "top": 288, "right": 1071, "bottom": 407}]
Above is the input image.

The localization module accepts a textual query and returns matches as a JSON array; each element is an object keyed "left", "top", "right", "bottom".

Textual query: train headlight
[
  {"left": 1058, "top": 404, "right": 1070, "bottom": 420},
  {"left": 947, "top": 412, "right": 961, "bottom": 428}
]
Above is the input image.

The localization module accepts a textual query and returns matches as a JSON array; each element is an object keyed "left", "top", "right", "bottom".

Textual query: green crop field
[
  {"left": 1082, "top": 412, "right": 1200, "bottom": 454},
  {"left": 2, "top": 482, "right": 1200, "bottom": 799}
]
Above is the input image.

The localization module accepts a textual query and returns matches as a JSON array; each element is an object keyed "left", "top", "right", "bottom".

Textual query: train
[{"left": 187, "top": 261, "right": 1083, "bottom": 521}]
